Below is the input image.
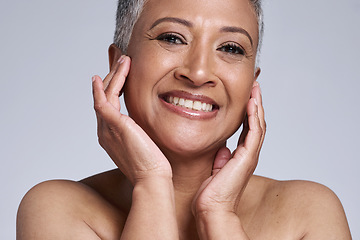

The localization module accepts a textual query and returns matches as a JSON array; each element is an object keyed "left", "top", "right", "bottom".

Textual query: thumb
[{"left": 212, "top": 147, "right": 232, "bottom": 176}]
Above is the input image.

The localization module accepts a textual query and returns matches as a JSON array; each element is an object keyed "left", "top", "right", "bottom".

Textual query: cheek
[
  {"left": 125, "top": 43, "right": 161, "bottom": 95},
  {"left": 123, "top": 45, "right": 180, "bottom": 120},
  {"left": 222, "top": 66, "right": 254, "bottom": 102},
  {"left": 221, "top": 67, "right": 254, "bottom": 125},
  {"left": 127, "top": 43, "right": 180, "bottom": 84},
  {"left": 123, "top": 56, "right": 152, "bottom": 120}
]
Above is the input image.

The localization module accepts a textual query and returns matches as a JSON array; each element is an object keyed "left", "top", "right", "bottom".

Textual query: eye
[
  {"left": 156, "top": 33, "right": 186, "bottom": 45},
  {"left": 217, "top": 42, "right": 245, "bottom": 55}
]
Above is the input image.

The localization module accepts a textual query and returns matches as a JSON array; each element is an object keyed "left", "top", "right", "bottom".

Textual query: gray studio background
[{"left": 1, "top": 0, "right": 359, "bottom": 238}]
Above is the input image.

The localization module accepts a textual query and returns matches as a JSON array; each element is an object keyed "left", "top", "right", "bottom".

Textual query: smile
[
  {"left": 159, "top": 91, "right": 219, "bottom": 119},
  {"left": 166, "top": 96, "right": 214, "bottom": 112}
]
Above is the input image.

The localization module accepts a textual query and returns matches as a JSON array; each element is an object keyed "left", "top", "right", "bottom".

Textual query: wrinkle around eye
[
  {"left": 156, "top": 33, "right": 187, "bottom": 45},
  {"left": 217, "top": 44, "right": 245, "bottom": 55},
  {"left": 144, "top": 32, "right": 188, "bottom": 52},
  {"left": 216, "top": 50, "right": 247, "bottom": 63}
]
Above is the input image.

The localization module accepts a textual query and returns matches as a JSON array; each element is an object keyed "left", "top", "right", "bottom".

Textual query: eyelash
[
  {"left": 155, "top": 33, "right": 186, "bottom": 45},
  {"left": 155, "top": 33, "right": 246, "bottom": 56},
  {"left": 217, "top": 43, "right": 245, "bottom": 55}
]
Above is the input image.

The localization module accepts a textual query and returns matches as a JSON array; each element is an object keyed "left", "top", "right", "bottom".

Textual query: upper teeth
[{"left": 168, "top": 96, "right": 213, "bottom": 112}]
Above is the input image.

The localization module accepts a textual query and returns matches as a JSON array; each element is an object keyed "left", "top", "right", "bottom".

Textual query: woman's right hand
[{"left": 92, "top": 55, "right": 172, "bottom": 185}]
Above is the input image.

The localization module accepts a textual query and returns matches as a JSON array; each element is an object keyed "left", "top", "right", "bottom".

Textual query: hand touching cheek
[{"left": 92, "top": 56, "right": 173, "bottom": 185}]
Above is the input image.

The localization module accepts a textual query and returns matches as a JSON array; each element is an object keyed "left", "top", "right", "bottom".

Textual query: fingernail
[
  {"left": 92, "top": 75, "right": 96, "bottom": 82},
  {"left": 117, "top": 55, "right": 125, "bottom": 64}
]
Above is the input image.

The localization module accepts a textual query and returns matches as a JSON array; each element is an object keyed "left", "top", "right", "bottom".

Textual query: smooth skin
[{"left": 17, "top": 0, "right": 352, "bottom": 239}]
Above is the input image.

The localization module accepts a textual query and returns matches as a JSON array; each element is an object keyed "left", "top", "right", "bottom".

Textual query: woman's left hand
[{"left": 192, "top": 82, "right": 266, "bottom": 239}]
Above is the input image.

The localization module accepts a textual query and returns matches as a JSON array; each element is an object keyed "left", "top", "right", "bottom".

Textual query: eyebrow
[
  {"left": 150, "top": 17, "right": 193, "bottom": 30},
  {"left": 220, "top": 26, "right": 253, "bottom": 46}
]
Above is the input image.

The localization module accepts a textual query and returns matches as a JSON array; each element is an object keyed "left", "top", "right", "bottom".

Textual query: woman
[{"left": 17, "top": 0, "right": 352, "bottom": 239}]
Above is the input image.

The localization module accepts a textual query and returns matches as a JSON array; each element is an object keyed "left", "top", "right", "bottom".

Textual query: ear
[
  {"left": 108, "top": 43, "right": 123, "bottom": 71},
  {"left": 254, "top": 67, "right": 261, "bottom": 81}
]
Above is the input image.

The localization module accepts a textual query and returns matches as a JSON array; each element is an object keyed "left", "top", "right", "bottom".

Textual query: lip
[{"left": 159, "top": 90, "right": 219, "bottom": 120}]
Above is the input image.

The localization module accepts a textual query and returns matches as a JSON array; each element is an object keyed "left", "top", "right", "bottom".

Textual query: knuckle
[
  {"left": 93, "top": 102, "right": 103, "bottom": 112},
  {"left": 94, "top": 102, "right": 109, "bottom": 116},
  {"left": 253, "top": 124, "right": 263, "bottom": 135}
]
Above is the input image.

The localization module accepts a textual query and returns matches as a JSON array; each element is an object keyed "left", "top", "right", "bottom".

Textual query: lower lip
[{"left": 159, "top": 98, "right": 218, "bottom": 120}]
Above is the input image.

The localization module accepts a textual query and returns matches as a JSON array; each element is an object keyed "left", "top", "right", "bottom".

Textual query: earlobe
[{"left": 108, "top": 43, "right": 123, "bottom": 71}]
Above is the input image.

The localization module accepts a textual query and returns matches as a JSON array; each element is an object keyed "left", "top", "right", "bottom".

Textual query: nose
[{"left": 174, "top": 42, "right": 217, "bottom": 87}]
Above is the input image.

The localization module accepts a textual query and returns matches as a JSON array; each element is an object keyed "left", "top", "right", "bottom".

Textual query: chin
[{"left": 149, "top": 126, "right": 226, "bottom": 158}]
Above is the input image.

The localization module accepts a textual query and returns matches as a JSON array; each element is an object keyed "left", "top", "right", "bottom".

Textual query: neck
[
  {"left": 159, "top": 144, "right": 224, "bottom": 239},
  {"left": 172, "top": 161, "right": 210, "bottom": 239},
  {"left": 163, "top": 146, "right": 220, "bottom": 194}
]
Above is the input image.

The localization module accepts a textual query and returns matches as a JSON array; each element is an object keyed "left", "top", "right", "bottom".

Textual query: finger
[
  {"left": 92, "top": 75, "right": 107, "bottom": 109},
  {"left": 92, "top": 75, "right": 106, "bottom": 136},
  {"left": 252, "top": 82, "right": 265, "bottom": 129},
  {"left": 92, "top": 75, "right": 122, "bottom": 125},
  {"left": 92, "top": 75, "right": 110, "bottom": 134},
  {"left": 251, "top": 82, "right": 266, "bottom": 149},
  {"left": 234, "top": 97, "right": 262, "bottom": 161},
  {"left": 212, "top": 147, "right": 231, "bottom": 176},
  {"left": 104, "top": 55, "right": 131, "bottom": 109},
  {"left": 238, "top": 114, "right": 248, "bottom": 147},
  {"left": 238, "top": 82, "right": 261, "bottom": 147},
  {"left": 208, "top": 138, "right": 256, "bottom": 199},
  {"left": 102, "top": 57, "right": 123, "bottom": 90}
]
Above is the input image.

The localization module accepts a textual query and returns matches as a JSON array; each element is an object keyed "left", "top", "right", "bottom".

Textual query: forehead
[{"left": 138, "top": 0, "right": 258, "bottom": 43}]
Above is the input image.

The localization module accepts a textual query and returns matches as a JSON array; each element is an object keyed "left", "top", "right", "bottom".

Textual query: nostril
[
  {"left": 180, "top": 75, "right": 190, "bottom": 80},
  {"left": 174, "top": 67, "right": 217, "bottom": 87}
]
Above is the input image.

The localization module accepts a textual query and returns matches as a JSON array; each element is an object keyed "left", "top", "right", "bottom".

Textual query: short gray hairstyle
[
  {"left": 113, "top": 0, "right": 145, "bottom": 54},
  {"left": 114, "top": 0, "right": 264, "bottom": 61},
  {"left": 249, "top": 0, "right": 264, "bottom": 64}
]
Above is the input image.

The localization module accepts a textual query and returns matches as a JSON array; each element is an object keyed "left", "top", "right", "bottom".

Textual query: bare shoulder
[
  {"left": 17, "top": 175, "right": 126, "bottom": 240},
  {"left": 252, "top": 176, "right": 352, "bottom": 239},
  {"left": 80, "top": 168, "right": 132, "bottom": 212},
  {"left": 279, "top": 179, "right": 351, "bottom": 239}
]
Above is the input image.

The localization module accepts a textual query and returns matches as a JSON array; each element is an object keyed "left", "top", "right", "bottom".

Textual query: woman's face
[{"left": 124, "top": 0, "right": 259, "bottom": 156}]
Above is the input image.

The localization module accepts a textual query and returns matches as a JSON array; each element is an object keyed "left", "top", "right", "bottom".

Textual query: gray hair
[
  {"left": 114, "top": 0, "right": 264, "bottom": 63},
  {"left": 248, "top": 0, "right": 264, "bottom": 66},
  {"left": 113, "top": 0, "right": 145, "bottom": 54}
]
